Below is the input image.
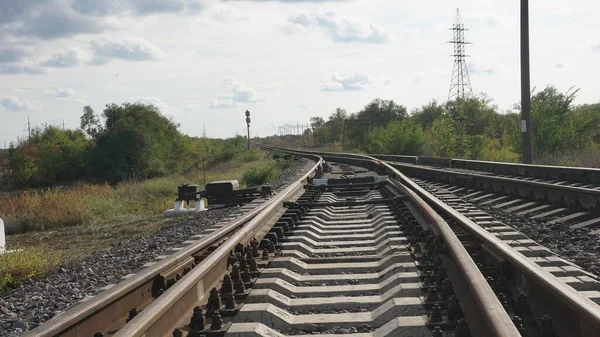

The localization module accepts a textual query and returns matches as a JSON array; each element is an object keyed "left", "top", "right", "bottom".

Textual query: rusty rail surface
[
  {"left": 385, "top": 161, "right": 600, "bottom": 210},
  {"left": 114, "top": 179, "right": 308, "bottom": 336},
  {"left": 266, "top": 145, "right": 600, "bottom": 336},
  {"left": 23, "top": 154, "right": 322, "bottom": 337},
  {"left": 388, "top": 165, "right": 600, "bottom": 336},
  {"left": 387, "top": 179, "right": 520, "bottom": 337},
  {"left": 367, "top": 154, "right": 600, "bottom": 185}
]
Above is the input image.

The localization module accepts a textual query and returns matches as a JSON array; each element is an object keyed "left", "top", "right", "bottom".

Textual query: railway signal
[{"left": 245, "top": 110, "right": 251, "bottom": 151}]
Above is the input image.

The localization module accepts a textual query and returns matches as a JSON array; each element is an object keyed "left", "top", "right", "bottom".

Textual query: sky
[{"left": 0, "top": 0, "right": 599, "bottom": 143}]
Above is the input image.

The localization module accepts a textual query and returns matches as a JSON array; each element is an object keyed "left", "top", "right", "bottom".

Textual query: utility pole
[
  {"left": 62, "top": 118, "right": 65, "bottom": 130},
  {"left": 245, "top": 110, "right": 251, "bottom": 150},
  {"left": 520, "top": 0, "right": 533, "bottom": 164},
  {"left": 28, "top": 117, "right": 31, "bottom": 142}
]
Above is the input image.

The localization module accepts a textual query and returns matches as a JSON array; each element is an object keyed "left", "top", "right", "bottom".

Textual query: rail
[
  {"left": 266, "top": 145, "right": 600, "bottom": 336},
  {"left": 23, "top": 153, "right": 323, "bottom": 337},
  {"left": 265, "top": 145, "right": 519, "bottom": 336},
  {"left": 113, "top": 179, "right": 314, "bottom": 336}
]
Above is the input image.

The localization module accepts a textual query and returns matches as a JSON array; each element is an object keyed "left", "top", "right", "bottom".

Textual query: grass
[
  {"left": 534, "top": 148, "right": 600, "bottom": 168},
  {"left": 241, "top": 160, "right": 293, "bottom": 187},
  {"left": 0, "top": 247, "right": 65, "bottom": 292},
  {"left": 0, "top": 148, "right": 290, "bottom": 292}
]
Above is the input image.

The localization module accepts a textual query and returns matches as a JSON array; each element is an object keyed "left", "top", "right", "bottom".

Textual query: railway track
[{"left": 22, "top": 148, "right": 600, "bottom": 336}]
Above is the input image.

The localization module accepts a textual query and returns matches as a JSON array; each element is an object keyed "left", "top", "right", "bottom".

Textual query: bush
[
  {"left": 8, "top": 127, "right": 92, "bottom": 187},
  {"left": 479, "top": 138, "right": 520, "bottom": 162},
  {"left": 235, "top": 148, "right": 264, "bottom": 163},
  {"left": 241, "top": 163, "right": 276, "bottom": 187},
  {"left": 363, "top": 119, "right": 425, "bottom": 155}
]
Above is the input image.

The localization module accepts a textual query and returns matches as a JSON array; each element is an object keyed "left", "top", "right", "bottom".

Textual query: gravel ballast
[
  {"left": 0, "top": 157, "right": 314, "bottom": 336},
  {"left": 446, "top": 186, "right": 600, "bottom": 277}
]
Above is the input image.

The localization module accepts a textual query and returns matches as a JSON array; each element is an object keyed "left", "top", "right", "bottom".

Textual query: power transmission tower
[{"left": 448, "top": 9, "right": 473, "bottom": 102}]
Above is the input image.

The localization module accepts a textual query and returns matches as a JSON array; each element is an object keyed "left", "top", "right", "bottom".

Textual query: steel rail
[
  {"left": 387, "top": 163, "right": 600, "bottom": 334},
  {"left": 388, "top": 179, "right": 520, "bottom": 337},
  {"left": 368, "top": 154, "right": 600, "bottom": 184},
  {"left": 265, "top": 145, "right": 519, "bottom": 336},
  {"left": 388, "top": 161, "right": 600, "bottom": 196},
  {"left": 24, "top": 154, "right": 322, "bottom": 337},
  {"left": 267, "top": 146, "right": 600, "bottom": 335},
  {"left": 112, "top": 156, "right": 322, "bottom": 337}
]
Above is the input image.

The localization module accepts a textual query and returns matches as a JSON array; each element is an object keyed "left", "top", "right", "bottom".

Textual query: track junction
[{"left": 22, "top": 147, "right": 600, "bottom": 337}]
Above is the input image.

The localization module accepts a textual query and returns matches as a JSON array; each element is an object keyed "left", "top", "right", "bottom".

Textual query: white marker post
[{"left": 0, "top": 217, "right": 5, "bottom": 254}]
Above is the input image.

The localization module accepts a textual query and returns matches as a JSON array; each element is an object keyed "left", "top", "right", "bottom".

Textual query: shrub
[
  {"left": 363, "top": 119, "right": 425, "bottom": 155},
  {"left": 241, "top": 163, "right": 276, "bottom": 187},
  {"left": 235, "top": 148, "right": 264, "bottom": 163}
]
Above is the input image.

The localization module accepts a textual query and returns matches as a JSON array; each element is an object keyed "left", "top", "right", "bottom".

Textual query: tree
[
  {"left": 356, "top": 99, "right": 407, "bottom": 129},
  {"left": 310, "top": 116, "right": 327, "bottom": 144},
  {"left": 80, "top": 106, "right": 102, "bottom": 139},
  {"left": 90, "top": 102, "right": 186, "bottom": 182},
  {"left": 412, "top": 100, "right": 446, "bottom": 129},
  {"left": 529, "top": 86, "right": 591, "bottom": 156},
  {"left": 327, "top": 108, "right": 347, "bottom": 143},
  {"left": 7, "top": 126, "right": 91, "bottom": 186}
]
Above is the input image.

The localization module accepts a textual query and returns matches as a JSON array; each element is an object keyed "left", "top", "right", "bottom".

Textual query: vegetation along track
[{"left": 23, "top": 147, "right": 600, "bottom": 336}]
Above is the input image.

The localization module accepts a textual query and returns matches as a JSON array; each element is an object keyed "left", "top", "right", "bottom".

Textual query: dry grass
[
  {"left": 0, "top": 246, "right": 66, "bottom": 291},
  {"left": 534, "top": 148, "right": 600, "bottom": 168},
  {"left": 0, "top": 149, "right": 285, "bottom": 291}
]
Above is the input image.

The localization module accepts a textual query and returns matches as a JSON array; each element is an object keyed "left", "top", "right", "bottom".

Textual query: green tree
[
  {"left": 529, "top": 86, "right": 593, "bottom": 156},
  {"left": 7, "top": 126, "right": 91, "bottom": 187},
  {"left": 90, "top": 102, "right": 186, "bottom": 182},
  {"left": 80, "top": 106, "right": 102, "bottom": 139},
  {"left": 412, "top": 100, "right": 446, "bottom": 129}
]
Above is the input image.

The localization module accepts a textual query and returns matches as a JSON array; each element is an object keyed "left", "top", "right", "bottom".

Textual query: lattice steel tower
[{"left": 448, "top": 9, "right": 473, "bottom": 101}]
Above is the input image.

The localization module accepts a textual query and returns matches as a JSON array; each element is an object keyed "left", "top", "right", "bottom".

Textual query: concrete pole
[{"left": 521, "top": 0, "right": 533, "bottom": 164}]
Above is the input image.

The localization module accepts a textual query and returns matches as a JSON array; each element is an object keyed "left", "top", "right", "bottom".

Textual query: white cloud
[
  {"left": 590, "top": 39, "right": 600, "bottom": 51},
  {"left": 1, "top": 96, "right": 42, "bottom": 111},
  {"left": 209, "top": 77, "right": 264, "bottom": 109},
  {"left": 285, "top": 10, "right": 391, "bottom": 43},
  {"left": 210, "top": 4, "right": 246, "bottom": 21},
  {"left": 47, "top": 87, "right": 87, "bottom": 103},
  {"left": 135, "top": 97, "right": 185, "bottom": 118},
  {"left": 208, "top": 97, "right": 237, "bottom": 109},
  {"left": 554, "top": 61, "right": 565, "bottom": 69},
  {"left": 0, "top": 63, "right": 43, "bottom": 74},
  {"left": 41, "top": 49, "right": 86, "bottom": 68},
  {"left": 89, "top": 37, "right": 165, "bottom": 65},
  {"left": 321, "top": 72, "right": 373, "bottom": 91}
]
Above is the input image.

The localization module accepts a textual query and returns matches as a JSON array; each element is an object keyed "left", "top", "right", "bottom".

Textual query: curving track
[{"left": 22, "top": 148, "right": 600, "bottom": 337}]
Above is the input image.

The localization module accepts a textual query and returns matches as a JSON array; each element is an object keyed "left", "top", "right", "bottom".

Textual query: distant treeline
[
  {"left": 6, "top": 103, "right": 248, "bottom": 188},
  {"left": 309, "top": 85, "right": 600, "bottom": 164}
]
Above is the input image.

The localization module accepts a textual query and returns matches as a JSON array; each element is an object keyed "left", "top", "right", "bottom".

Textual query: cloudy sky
[{"left": 0, "top": 0, "right": 599, "bottom": 143}]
